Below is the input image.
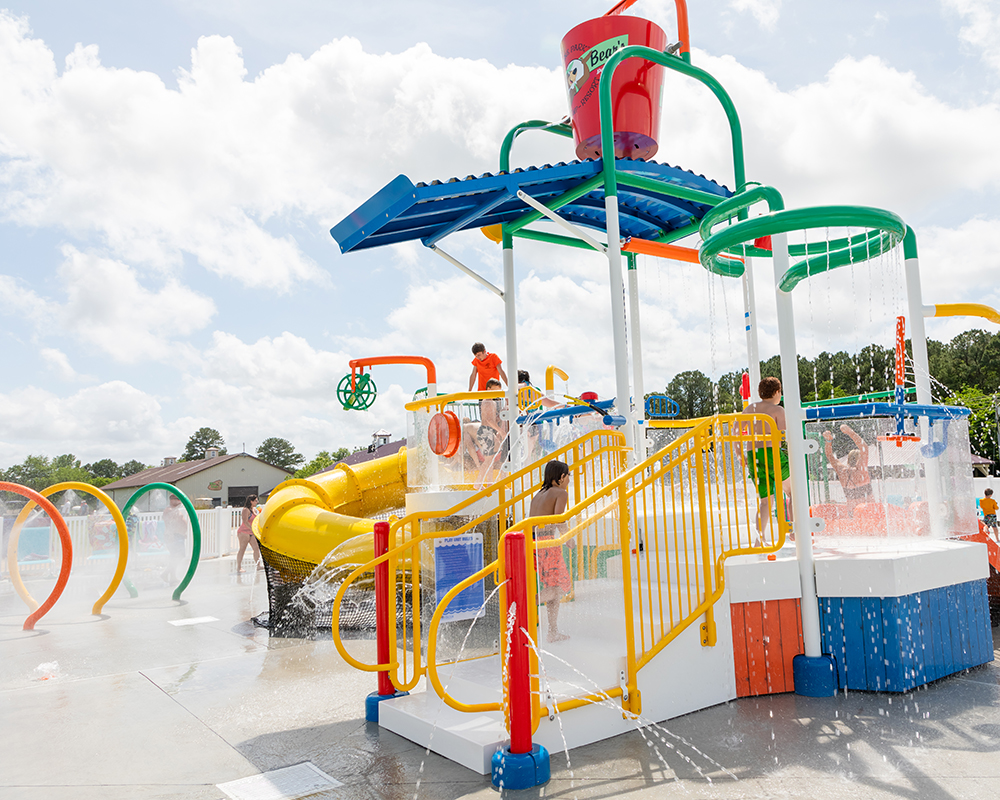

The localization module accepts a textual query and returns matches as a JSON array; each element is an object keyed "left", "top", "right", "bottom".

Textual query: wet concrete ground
[{"left": 2, "top": 558, "right": 998, "bottom": 799}]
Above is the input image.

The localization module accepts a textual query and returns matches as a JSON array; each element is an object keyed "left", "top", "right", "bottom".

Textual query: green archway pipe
[
  {"left": 598, "top": 45, "right": 746, "bottom": 204},
  {"left": 121, "top": 483, "right": 201, "bottom": 602},
  {"left": 499, "top": 119, "right": 574, "bottom": 174},
  {"left": 700, "top": 204, "right": 906, "bottom": 290}
]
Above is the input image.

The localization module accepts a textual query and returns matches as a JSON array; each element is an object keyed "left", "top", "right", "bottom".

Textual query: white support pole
[
  {"left": 516, "top": 190, "right": 607, "bottom": 254},
  {"left": 904, "top": 244, "right": 945, "bottom": 536},
  {"left": 771, "top": 232, "right": 822, "bottom": 659},
  {"left": 604, "top": 196, "right": 636, "bottom": 465},
  {"left": 627, "top": 256, "right": 645, "bottom": 459},
  {"left": 502, "top": 239, "right": 520, "bottom": 466},
  {"left": 742, "top": 260, "right": 762, "bottom": 402},
  {"left": 430, "top": 245, "right": 504, "bottom": 298},
  {"left": 904, "top": 255, "right": 932, "bottom": 406}
]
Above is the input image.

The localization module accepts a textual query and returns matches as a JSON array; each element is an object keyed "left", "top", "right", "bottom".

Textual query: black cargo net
[
  {"left": 255, "top": 515, "right": 505, "bottom": 660},
  {"left": 254, "top": 544, "right": 379, "bottom": 636}
]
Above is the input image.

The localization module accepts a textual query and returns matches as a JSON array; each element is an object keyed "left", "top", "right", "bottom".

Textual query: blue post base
[
  {"left": 793, "top": 654, "right": 838, "bottom": 697},
  {"left": 365, "top": 690, "right": 408, "bottom": 723},
  {"left": 491, "top": 744, "right": 550, "bottom": 790}
]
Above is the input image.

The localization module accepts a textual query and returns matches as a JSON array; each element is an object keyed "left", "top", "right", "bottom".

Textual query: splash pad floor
[{"left": 1, "top": 557, "right": 998, "bottom": 799}]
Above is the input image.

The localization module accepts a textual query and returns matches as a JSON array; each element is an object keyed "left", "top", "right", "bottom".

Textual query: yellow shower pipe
[{"left": 924, "top": 303, "right": 1000, "bottom": 325}]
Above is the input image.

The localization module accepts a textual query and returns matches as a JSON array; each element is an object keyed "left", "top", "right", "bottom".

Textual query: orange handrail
[
  {"left": 349, "top": 355, "right": 437, "bottom": 392},
  {"left": 623, "top": 237, "right": 744, "bottom": 266}
]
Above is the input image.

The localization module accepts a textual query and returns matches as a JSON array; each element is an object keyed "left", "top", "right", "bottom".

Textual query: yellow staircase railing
[
  {"left": 423, "top": 412, "right": 788, "bottom": 725},
  {"left": 331, "top": 428, "right": 629, "bottom": 690},
  {"left": 332, "top": 413, "right": 787, "bottom": 727}
]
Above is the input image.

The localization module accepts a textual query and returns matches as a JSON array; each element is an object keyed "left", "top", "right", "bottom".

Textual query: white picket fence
[{"left": 3, "top": 506, "right": 244, "bottom": 576}]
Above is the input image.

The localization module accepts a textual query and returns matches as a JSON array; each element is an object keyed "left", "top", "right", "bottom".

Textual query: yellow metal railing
[
  {"left": 334, "top": 413, "right": 787, "bottom": 728},
  {"left": 429, "top": 413, "right": 787, "bottom": 725},
  {"left": 330, "top": 428, "right": 629, "bottom": 692}
]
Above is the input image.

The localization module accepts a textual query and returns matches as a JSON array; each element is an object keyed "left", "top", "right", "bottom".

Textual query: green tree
[
  {"left": 180, "top": 427, "right": 227, "bottom": 461},
  {"left": 294, "top": 448, "right": 350, "bottom": 479},
  {"left": 946, "top": 387, "right": 1000, "bottom": 471},
  {"left": 256, "top": 437, "right": 305, "bottom": 471},
  {"left": 85, "top": 459, "right": 121, "bottom": 479},
  {"left": 929, "top": 330, "right": 1000, "bottom": 396},
  {"left": 2, "top": 455, "right": 53, "bottom": 491},
  {"left": 120, "top": 459, "right": 149, "bottom": 477},
  {"left": 0, "top": 453, "right": 96, "bottom": 491},
  {"left": 49, "top": 454, "right": 95, "bottom": 486},
  {"left": 666, "top": 370, "right": 716, "bottom": 418}
]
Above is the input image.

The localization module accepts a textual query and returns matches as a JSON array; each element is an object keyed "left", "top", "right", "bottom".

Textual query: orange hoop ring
[
  {"left": 428, "top": 411, "right": 462, "bottom": 457},
  {"left": 0, "top": 482, "right": 73, "bottom": 631}
]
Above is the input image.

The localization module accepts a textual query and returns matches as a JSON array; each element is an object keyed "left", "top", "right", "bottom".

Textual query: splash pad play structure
[{"left": 254, "top": 0, "right": 998, "bottom": 788}]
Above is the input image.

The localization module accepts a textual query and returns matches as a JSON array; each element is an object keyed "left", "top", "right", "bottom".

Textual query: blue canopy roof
[{"left": 331, "top": 158, "right": 732, "bottom": 254}]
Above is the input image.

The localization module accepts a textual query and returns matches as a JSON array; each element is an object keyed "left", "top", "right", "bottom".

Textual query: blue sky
[{"left": 1, "top": 0, "right": 998, "bottom": 468}]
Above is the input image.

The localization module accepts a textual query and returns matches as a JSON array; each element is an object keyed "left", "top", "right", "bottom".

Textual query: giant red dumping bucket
[{"left": 561, "top": 15, "right": 667, "bottom": 161}]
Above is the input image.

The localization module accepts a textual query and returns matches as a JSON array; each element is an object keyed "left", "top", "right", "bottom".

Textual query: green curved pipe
[
  {"left": 903, "top": 225, "right": 918, "bottom": 260},
  {"left": 779, "top": 230, "right": 899, "bottom": 291},
  {"left": 699, "top": 184, "right": 785, "bottom": 242},
  {"left": 499, "top": 119, "right": 573, "bottom": 174},
  {"left": 122, "top": 483, "right": 201, "bottom": 602},
  {"left": 700, "top": 205, "right": 906, "bottom": 287},
  {"left": 598, "top": 45, "right": 746, "bottom": 206}
]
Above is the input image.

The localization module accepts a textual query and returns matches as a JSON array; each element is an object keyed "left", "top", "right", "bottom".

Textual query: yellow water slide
[{"left": 256, "top": 448, "right": 407, "bottom": 567}]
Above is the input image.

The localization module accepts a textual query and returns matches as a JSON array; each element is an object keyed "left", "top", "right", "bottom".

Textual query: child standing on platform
[
  {"left": 981, "top": 488, "right": 998, "bottom": 541},
  {"left": 529, "top": 460, "right": 573, "bottom": 642},
  {"left": 468, "top": 342, "right": 508, "bottom": 391}
]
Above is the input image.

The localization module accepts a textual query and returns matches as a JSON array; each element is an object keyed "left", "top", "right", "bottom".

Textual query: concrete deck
[{"left": 2, "top": 557, "right": 998, "bottom": 799}]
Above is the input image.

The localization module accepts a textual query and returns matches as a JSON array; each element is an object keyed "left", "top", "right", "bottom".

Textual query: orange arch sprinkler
[{"left": 1, "top": 482, "right": 73, "bottom": 631}]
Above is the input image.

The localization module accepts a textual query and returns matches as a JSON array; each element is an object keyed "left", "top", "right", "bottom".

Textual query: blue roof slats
[{"left": 331, "top": 159, "right": 731, "bottom": 254}]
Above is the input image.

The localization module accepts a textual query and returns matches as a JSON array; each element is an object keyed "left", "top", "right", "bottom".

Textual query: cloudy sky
[{"left": 1, "top": 0, "right": 998, "bottom": 469}]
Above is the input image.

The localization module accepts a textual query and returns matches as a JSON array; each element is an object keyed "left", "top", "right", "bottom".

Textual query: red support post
[
  {"left": 373, "top": 520, "right": 395, "bottom": 697},
  {"left": 504, "top": 531, "right": 532, "bottom": 755}
]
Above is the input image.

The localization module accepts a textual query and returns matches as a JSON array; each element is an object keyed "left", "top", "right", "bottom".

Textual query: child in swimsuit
[{"left": 528, "top": 459, "right": 573, "bottom": 642}]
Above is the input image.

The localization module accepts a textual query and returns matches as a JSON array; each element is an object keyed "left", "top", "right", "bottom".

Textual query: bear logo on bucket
[{"left": 564, "top": 34, "right": 629, "bottom": 98}]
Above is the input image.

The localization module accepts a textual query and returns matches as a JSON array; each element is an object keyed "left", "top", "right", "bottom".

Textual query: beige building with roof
[{"left": 102, "top": 452, "right": 293, "bottom": 511}]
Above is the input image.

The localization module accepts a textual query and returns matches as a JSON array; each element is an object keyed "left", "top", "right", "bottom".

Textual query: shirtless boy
[{"left": 741, "top": 377, "right": 792, "bottom": 537}]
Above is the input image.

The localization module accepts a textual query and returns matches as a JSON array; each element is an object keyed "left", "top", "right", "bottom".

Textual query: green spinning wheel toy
[{"left": 337, "top": 373, "right": 377, "bottom": 410}]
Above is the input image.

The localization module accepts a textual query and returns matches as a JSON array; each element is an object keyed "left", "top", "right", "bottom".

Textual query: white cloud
[
  {"left": 946, "top": 0, "right": 1000, "bottom": 77},
  {"left": 0, "top": 381, "right": 167, "bottom": 463},
  {"left": 0, "top": 15, "right": 563, "bottom": 294},
  {"left": 202, "top": 330, "right": 350, "bottom": 398},
  {"left": 1, "top": 247, "right": 216, "bottom": 363},
  {"left": 728, "top": 0, "right": 783, "bottom": 31},
  {"left": 627, "top": 47, "right": 1000, "bottom": 234},
  {"left": 40, "top": 347, "right": 92, "bottom": 382}
]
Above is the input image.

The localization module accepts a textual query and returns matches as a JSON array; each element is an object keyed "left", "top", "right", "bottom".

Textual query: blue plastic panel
[
  {"left": 331, "top": 159, "right": 733, "bottom": 253},
  {"left": 818, "top": 580, "right": 993, "bottom": 692},
  {"left": 804, "top": 402, "right": 971, "bottom": 421}
]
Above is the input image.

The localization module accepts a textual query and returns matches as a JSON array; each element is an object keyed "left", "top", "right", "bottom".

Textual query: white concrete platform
[
  {"left": 813, "top": 538, "right": 989, "bottom": 598},
  {"left": 379, "top": 585, "right": 738, "bottom": 775},
  {"left": 725, "top": 544, "right": 802, "bottom": 603}
]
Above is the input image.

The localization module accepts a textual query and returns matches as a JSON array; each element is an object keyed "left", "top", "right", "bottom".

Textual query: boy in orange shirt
[
  {"left": 981, "top": 488, "right": 998, "bottom": 540},
  {"left": 468, "top": 342, "right": 508, "bottom": 391}
]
